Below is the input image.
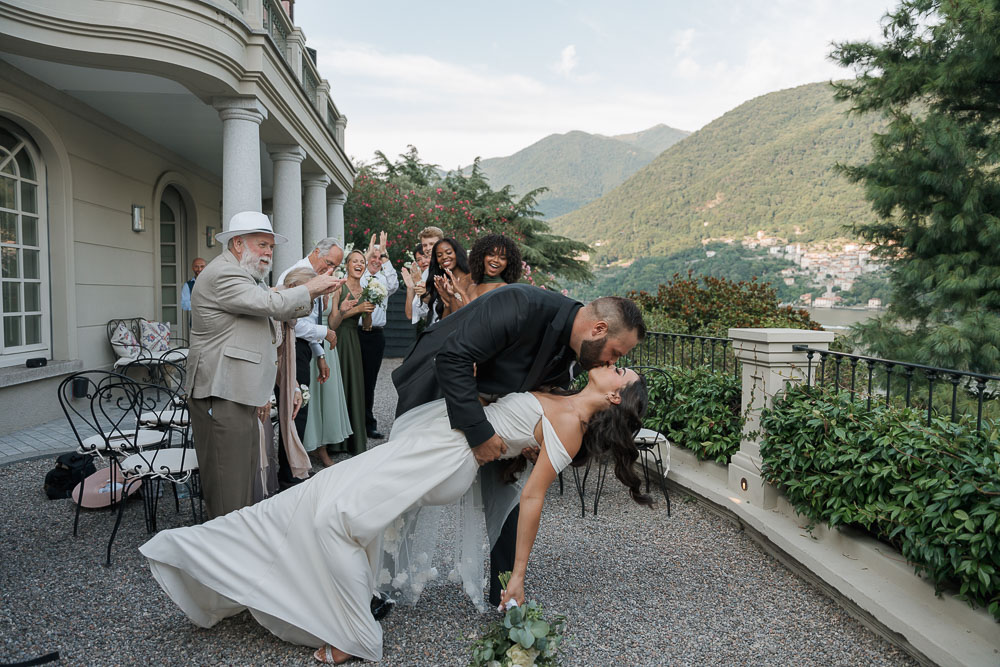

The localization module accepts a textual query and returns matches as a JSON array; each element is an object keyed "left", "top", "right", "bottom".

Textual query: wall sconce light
[
  {"left": 206, "top": 226, "right": 216, "bottom": 248},
  {"left": 131, "top": 204, "right": 145, "bottom": 233},
  {"left": 740, "top": 478, "right": 748, "bottom": 492}
]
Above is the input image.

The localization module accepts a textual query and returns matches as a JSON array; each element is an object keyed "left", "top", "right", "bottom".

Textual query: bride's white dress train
[{"left": 139, "top": 393, "right": 571, "bottom": 662}]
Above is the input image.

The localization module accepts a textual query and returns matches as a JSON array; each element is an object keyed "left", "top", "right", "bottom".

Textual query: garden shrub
[
  {"left": 650, "top": 366, "right": 743, "bottom": 464},
  {"left": 760, "top": 384, "right": 1000, "bottom": 621}
]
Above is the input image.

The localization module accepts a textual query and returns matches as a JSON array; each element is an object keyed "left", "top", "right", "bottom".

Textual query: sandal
[{"left": 313, "top": 644, "right": 351, "bottom": 664}]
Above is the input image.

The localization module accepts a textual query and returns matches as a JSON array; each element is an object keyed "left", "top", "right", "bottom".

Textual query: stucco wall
[{"left": 0, "top": 66, "right": 223, "bottom": 371}]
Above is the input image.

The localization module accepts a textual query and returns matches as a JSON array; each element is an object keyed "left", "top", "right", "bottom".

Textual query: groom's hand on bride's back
[{"left": 472, "top": 434, "right": 507, "bottom": 465}]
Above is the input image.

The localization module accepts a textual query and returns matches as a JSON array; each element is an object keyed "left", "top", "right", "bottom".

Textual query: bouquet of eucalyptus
[
  {"left": 360, "top": 279, "right": 388, "bottom": 308},
  {"left": 467, "top": 573, "right": 565, "bottom": 667}
]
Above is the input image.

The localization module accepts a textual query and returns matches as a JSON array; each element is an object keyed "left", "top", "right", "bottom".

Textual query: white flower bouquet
[
  {"left": 360, "top": 279, "right": 388, "bottom": 307},
  {"left": 298, "top": 383, "right": 310, "bottom": 407},
  {"left": 467, "top": 573, "right": 565, "bottom": 667}
]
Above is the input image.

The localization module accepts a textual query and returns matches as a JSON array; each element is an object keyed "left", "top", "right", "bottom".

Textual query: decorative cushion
[
  {"left": 139, "top": 320, "right": 171, "bottom": 353},
  {"left": 635, "top": 428, "right": 666, "bottom": 445},
  {"left": 110, "top": 322, "right": 140, "bottom": 360}
]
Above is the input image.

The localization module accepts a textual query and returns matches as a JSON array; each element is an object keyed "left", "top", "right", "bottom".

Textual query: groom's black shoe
[
  {"left": 366, "top": 430, "right": 385, "bottom": 439},
  {"left": 371, "top": 593, "right": 395, "bottom": 621}
]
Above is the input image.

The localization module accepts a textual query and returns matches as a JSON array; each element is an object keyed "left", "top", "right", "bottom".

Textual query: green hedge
[
  {"left": 760, "top": 384, "right": 1000, "bottom": 621},
  {"left": 647, "top": 366, "right": 742, "bottom": 464}
]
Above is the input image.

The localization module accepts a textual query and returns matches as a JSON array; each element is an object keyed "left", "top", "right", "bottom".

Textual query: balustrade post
[{"left": 727, "top": 328, "right": 835, "bottom": 509}]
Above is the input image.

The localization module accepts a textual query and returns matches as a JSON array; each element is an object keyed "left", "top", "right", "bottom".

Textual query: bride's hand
[{"left": 499, "top": 573, "right": 525, "bottom": 610}]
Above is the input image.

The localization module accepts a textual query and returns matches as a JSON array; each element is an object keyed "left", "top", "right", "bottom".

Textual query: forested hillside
[
  {"left": 611, "top": 124, "right": 691, "bottom": 156},
  {"left": 552, "top": 82, "right": 885, "bottom": 263},
  {"left": 464, "top": 125, "right": 689, "bottom": 219},
  {"left": 568, "top": 243, "right": 809, "bottom": 302}
]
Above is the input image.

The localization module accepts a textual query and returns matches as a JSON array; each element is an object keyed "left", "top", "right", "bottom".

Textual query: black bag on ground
[{"left": 43, "top": 453, "right": 96, "bottom": 500}]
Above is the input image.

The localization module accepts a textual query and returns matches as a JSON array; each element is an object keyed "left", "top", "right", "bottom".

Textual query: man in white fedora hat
[{"left": 186, "top": 211, "right": 344, "bottom": 519}]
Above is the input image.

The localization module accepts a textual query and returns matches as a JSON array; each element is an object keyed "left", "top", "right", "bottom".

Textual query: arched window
[{"left": 0, "top": 121, "right": 48, "bottom": 365}]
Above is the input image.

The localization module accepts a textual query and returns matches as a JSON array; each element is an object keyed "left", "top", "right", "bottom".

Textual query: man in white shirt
[
  {"left": 407, "top": 226, "right": 443, "bottom": 325},
  {"left": 358, "top": 245, "right": 399, "bottom": 439},
  {"left": 277, "top": 237, "right": 344, "bottom": 367},
  {"left": 275, "top": 237, "right": 344, "bottom": 481}
]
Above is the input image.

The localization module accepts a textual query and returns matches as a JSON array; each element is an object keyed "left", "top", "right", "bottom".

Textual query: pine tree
[{"left": 832, "top": 0, "right": 1000, "bottom": 374}]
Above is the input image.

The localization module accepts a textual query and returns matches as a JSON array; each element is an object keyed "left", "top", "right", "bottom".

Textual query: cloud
[
  {"left": 554, "top": 45, "right": 578, "bottom": 77},
  {"left": 674, "top": 28, "right": 696, "bottom": 57}
]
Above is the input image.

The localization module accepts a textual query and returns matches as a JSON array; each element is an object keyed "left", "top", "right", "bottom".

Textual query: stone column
[
  {"left": 302, "top": 174, "right": 331, "bottom": 253},
  {"left": 326, "top": 193, "right": 347, "bottom": 243},
  {"left": 334, "top": 116, "right": 347, "bottom": 151},
  {"left": 267, "top": 144, "right": 306, "bottom": 279},
  {"left": 727, "top": 328, "right": 835, "bottom": 508},
  {"left": 317, "top": 80, "right": 331, "bottom": 117},
  {"left": 213, "top": 98, "right": 268, "bottom": 231},
  {"left": 288, "top": 28, "right": 305, "bottom": 81}
]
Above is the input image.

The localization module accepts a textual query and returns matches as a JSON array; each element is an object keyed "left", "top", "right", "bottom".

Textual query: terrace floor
[{"left": 0, "top": 360, "right": 918, "bottom": 666}]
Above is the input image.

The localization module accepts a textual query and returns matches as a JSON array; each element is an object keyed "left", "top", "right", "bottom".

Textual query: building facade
[{"left": 0, "top": 0, "right": 353, "bottom": 434}]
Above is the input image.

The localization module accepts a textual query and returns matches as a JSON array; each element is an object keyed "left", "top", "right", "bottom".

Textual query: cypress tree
[{"left": 832, "top": 0, "right": 1000, "bottom": 374}]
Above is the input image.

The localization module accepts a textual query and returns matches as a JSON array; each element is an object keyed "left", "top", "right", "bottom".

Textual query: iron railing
[
  {"left": 793, "top": 345, "right": 1000, "bottom": 434},
  {"left": 263, "top": 0, "right": 289, "bottom": 60},
  {"left": 624, "top": 332, "right": 738, "bottom": 376},
  {"left": 301, "top": 59, "right": 319, "bottom": 105}
]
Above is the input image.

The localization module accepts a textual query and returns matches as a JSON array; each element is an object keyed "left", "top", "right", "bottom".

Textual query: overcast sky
[{"left": 295, "top": 0, "right": 893, "bottom": 170}]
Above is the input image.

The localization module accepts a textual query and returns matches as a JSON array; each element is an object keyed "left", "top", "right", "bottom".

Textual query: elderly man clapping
[{"left": 186, "top": 211, "right": 343, "bottom": 519}]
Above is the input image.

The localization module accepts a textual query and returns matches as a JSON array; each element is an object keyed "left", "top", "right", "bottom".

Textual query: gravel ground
[{"left": 0, "top": 359, "right": 917, "bottom": 666}]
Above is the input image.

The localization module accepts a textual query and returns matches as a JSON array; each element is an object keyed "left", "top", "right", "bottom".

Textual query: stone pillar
[
  {"left": 317, "top": 80, "right": 331, "bottom": 116},
  {"left": 288, "top": 28, "right": 305, "bottom": 80},
  {"left": 302, "top": 174, "right": 331, "bottom": 253},
  {"left": 267, "top": 144, "right": 306, "bottom": 279},
  {"left": 334, "top": 115, "right": 347, "bottom": 151},
  {"left": 241, "top": 0, "right": 264, "bottom": 30},
  {"left": 727, "top": 328, "right": 835, "bottom": 509},
  {"left": 326, "top": 193, "right": 347, "bottom": 243},
  {"left": 213, "top": 98, "right": 268, "bottom": 231}
]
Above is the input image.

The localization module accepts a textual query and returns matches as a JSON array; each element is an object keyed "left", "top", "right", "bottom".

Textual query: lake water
[{"left": 805, "top": 307, "right": 881, "bottom": 331}]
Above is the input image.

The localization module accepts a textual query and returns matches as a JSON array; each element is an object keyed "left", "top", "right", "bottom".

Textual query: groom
[{"left": 392, "top": 283, "right": 645, "bottom": 605}]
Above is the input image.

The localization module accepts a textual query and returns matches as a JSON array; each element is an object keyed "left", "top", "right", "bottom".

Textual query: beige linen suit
[{"left": 187, "top": 250, "right": 312, "bottom": 519}]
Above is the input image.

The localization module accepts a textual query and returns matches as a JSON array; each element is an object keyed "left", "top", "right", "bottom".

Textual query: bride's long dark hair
[{"left": 503, "top": 378, "right": 653, "bottom": 507}]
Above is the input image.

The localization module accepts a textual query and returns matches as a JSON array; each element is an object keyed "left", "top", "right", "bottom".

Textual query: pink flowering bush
[{"left": 344, "top": 147, "right": 591, "bottom": 289}]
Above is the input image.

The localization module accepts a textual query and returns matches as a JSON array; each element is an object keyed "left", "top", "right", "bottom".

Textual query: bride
[{"left": 140, "top": 365, "right": 651, "bottom": 664}]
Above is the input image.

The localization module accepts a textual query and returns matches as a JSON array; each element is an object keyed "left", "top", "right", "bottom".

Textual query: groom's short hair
[{"left": 589, "top": 296, "right": 646, "bottom": 340}]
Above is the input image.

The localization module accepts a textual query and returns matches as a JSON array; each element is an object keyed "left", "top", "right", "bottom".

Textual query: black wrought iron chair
[
  {"left": 572, "top": 365, "right": 673, "bottom": 517},
  {"left": 106, "top": 378, "right": 199, "bottom": 565},
  {"left": 57, "top": 370, "right": 159, "bottom": 537}
]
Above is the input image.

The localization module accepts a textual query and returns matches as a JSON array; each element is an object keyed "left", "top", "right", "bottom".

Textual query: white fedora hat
[{"left": 216, "top": 211, "right": 288, "bottom": 246}]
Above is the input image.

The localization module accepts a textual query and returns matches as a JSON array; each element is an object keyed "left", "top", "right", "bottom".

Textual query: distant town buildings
[{"left": 706, "top": 231, "right": 886, "bottom": 306}]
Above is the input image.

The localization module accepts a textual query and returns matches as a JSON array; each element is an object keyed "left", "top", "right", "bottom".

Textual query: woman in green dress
[
  {"left": 326, "top": 249, "right": 373, "bottom": 456},
  {"left": 302, "top": 291, "right": 354, "bottom": 462}
]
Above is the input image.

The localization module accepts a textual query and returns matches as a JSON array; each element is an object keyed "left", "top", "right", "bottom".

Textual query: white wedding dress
[{"left": 139, "top": 393, "right": 571, "bottom": 662}]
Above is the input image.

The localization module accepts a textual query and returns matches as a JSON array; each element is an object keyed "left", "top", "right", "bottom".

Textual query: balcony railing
[
  {"left": 794, "top": 345, "right": 1000, "bottom": 433},
  {"left": 623, "top": 332, "right": 738, "bottom": 376},
  {"left": 262, "top": 0, "right": 290, "bottom": 61},
  {"left": 301, "top": 57, "right": 319, "bottom": 106}
]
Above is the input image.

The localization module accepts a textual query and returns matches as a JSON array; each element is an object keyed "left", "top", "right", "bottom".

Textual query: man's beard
[
  {"left": 240, "top": 250, "right": 270, "bottom": 281},
  {"left": 577, "top": 336, "right": 608, "bottom": 370}
]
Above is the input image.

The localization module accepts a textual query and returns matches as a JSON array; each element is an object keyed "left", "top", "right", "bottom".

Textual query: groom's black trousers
[{"left": 489, "top": 505, "right": 519, "bottom": 606}]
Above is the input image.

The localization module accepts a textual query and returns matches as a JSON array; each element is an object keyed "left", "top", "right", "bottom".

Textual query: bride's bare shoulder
[{"left": 531, "top": 393, "right": 583, "bottom": 454}]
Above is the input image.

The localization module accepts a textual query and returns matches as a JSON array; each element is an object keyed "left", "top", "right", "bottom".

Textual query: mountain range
[
  {"left": 550, "top": 81, "right": 885, "bottom": 264},
  {"left": 463, "top": 124, "right": 690, "bottom": 219}
]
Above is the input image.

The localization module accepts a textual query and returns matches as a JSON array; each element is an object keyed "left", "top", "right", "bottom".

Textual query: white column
[
  {"left": 326, "top": 193, "right": 347, "bottom": 243},
  {"left": 334, "top": 116, "right": 347, "bottom": 150},
  {"left": 288, "top": 28, "right": 305, "bottom": 81},
  {"left": 727, "top": 328, "right": 835, "bottom": 509},
  {"left": 302, "top": 175, "right": 331, "bottom": 254},
  {"left": 268, "top": 144, "right": 306, "bottom": 279},
  {"left": 213, "top": 98, "right": 268, "bottom": 230}
]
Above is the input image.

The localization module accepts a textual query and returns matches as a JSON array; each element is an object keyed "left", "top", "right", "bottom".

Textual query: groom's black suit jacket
[{"left": 392, "top": 284, "right": 582, "bottom": 448}]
